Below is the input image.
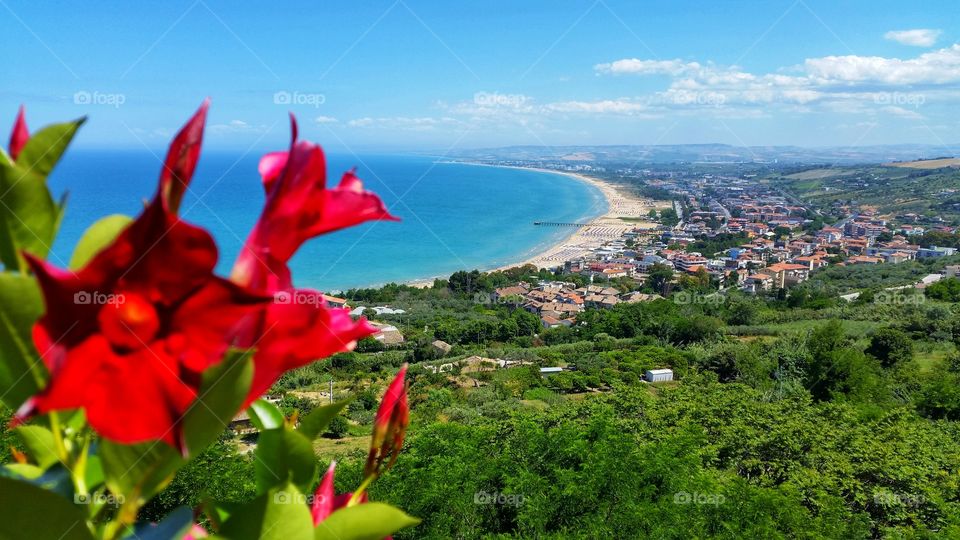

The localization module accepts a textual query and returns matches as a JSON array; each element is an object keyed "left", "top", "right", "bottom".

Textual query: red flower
[
  {"left": 17, "top": 103, "right": 267, "bottom": 450},
  {"left": 156, "top": 99, "right": 209, "bottom": 214},
  {"left": 365, "top": 364, "right": 409, "bottom": 477},
  {"left": 232, "top": 116, "right": 398, "bottom": 290},
  {"left": 231, "top": 116, "right": 397, "bottom": 403},
  {"left": 8, "top": 105, "right": 29, "bottom": 161},
  {"left": 311, "top": 461, "right": 371, "bottom": 525}
]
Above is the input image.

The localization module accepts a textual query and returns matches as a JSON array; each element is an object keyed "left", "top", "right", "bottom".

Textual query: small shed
[
  {"left": 645, "top": 368, "right": 674, "bottom": 383},
  {"left": 431, "top": 340, "right": 453, "bottom": 356},
  {"left": 540, "top": 367, "right": 563, "bottom": 376}
]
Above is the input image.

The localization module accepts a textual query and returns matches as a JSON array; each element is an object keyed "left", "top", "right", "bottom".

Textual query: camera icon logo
[
  {"left": 273, "top": 91, "right": 292, "bottom": 105},
  {"left": 73, "top": 91, "right": 92, "bottom": 105},
  {"left": 74, "top": 291, "right": 92, "bottom": 304}
]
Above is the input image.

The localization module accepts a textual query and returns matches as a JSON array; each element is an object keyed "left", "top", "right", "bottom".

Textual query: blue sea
[{"left": 47, "top": 151, "right": 607, "bottom": 291}]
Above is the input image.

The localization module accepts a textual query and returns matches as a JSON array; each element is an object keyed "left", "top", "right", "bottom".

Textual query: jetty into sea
[{"left": 533, "top": 221, "right": 590, "bottom": 227}]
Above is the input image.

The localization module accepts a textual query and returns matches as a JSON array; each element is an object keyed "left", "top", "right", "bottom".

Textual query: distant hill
[
  {"left": 884, "top": 158, "right": 960, "bottom": 169},
  {"left": 451, "top": 143, "right": 960, "bottom": 165}
]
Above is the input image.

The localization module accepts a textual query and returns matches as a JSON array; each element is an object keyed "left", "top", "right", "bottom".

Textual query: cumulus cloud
[
  {"left": 584, "top": 44, "right": 960, "bottom": 120},
  {"left": 884, "top": 29, "right": 942, "bottom": 47},
  {"left": 314, "top": 115, "right": 338, "bottom": 124},
  {"left": 804, "top": 44, "right": 960, "bottom": 84}
]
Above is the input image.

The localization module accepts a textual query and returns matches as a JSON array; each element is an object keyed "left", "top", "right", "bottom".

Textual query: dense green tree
[{"left": 865, "top": 328, "right": 913, "bottom": 368}]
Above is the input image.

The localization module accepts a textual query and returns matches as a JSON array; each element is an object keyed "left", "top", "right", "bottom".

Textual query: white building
[{"left": 645, "top": 369, "right": 674, "bottom": 383}]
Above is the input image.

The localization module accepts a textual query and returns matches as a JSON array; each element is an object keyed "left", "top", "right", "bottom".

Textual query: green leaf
[
  {"left": 181, "top": 349, "right": 254, "bottom": 457},
  {"left": 98, "top": 440, "right": 183, "bottom": 506},
  {"left": 0, "top": 272, "right": 45, "bottom": 408},
  {"left": 254, "top": 428, "right": 317, "bottom": 494},
  {"left": 219, "top": 484, "right": 314, "bottom": 540},
  {"left": 0, "top": 476, "right": 94, "bottom": 540},
  {"left": 1, "top": 463, "right": 44, "bottom": 480},
  {"left": 248, "top": 398, "right": 286, "bottom": 431},
  {"left": 0, "top": 160, "right": 63, "bottom": 268},
  {"left": 15, "top": 425, "right": 60, "bottom": 469},
  {"left": 69, "top": 214, "right": 132, "bottom": 269},
  {"left": 315, "top": 503, "right": 420, "bottom": 540},
  {"left": 297, "top": 399, "right": 352, "bottom": 441},
  {"left": 16, "top": 119, "right": 85, "bottom": 180}
]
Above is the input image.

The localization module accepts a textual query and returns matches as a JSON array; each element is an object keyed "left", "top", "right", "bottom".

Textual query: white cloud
[
  {"left": 884, "top": 29, "right": 942, "bottom": 47},
  {"left": 314, "top": 115, "right": 338, "bottom": 124},
  {"left": 594, "top": 58, "right": 701, "bottom": 76},
  {"left": 804, "top": 45, "right": 960, "bottom": 84},
  {"left": 347, "top": 116, "right": 464, "bottom": 130},
  {"left": 545, "top": 99, "right": 656, "bottom": 115}
]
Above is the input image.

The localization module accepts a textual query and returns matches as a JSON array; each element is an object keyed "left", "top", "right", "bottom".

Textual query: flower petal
[
  {"left": 157, "top": 99, "right": 209, "bottom": 213},
  {"left": 311, "top": 461, "right": 336, "bottom": 525},
  {"left": 245, "top": 293, "right": 376, "bottom": 403},
  {"left": 30, "top": 336, "right": 197, "bottom": 447},
  {"left": 8, "top": 105, "right": 28, "bottom": 161}
]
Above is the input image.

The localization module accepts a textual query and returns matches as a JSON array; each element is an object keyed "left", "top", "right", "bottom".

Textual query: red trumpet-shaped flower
[
  {"left": 231, "top": 116, "right": 398, "bottom": 404},
  {"left": 311, "top": 462, "right": 374, "bottom": 527},
  {"left": 365, "top": 364, "right": 409, "bottom": 478},
  {"left": 17, "top": 102, "right": 267, "bottom": 450},
  {"left": 8, "top": 105, "right": 29, "bottom": 161},
  {"left": 232, "top": 115, "right": 399, "bottom": 291}
]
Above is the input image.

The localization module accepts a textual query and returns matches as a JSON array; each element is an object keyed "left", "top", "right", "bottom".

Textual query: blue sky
[{"left": 2, "top": 0, "right": 958, "bottom": 152}]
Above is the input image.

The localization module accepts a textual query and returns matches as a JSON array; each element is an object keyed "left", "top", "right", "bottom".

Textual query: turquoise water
[{"left": 47, "top": 152, "right": 606, "bottom": 291}]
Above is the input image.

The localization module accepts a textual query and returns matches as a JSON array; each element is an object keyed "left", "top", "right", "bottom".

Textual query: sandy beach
[
  {"left": 490, "top": 168, "right": 669, "bottom": 270},
  {"left": 404, "top": 165, "right": 670, "bottom": 287}
]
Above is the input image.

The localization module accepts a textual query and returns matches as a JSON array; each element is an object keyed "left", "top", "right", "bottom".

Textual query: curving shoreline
[{"left": 402, "top": 164, "right": 669, "bottom": 287}]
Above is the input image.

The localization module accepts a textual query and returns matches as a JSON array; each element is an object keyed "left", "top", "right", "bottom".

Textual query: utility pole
[{"left": 329, "top": 377, "right": 334, "bottom": 404}]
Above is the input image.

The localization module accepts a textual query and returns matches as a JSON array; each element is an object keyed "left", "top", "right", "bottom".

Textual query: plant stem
[{"left": 347, "top": 474, "right": 377, "bottom": 507}]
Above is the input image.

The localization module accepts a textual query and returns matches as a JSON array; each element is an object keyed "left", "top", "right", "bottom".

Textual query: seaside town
[{"left": 422, "top": 161, "right": 960, "bottom": 330}]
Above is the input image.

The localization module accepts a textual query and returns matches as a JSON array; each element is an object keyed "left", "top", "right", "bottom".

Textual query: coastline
[{"left": 402, "top": 163, "right": 670, "bottom": 288}]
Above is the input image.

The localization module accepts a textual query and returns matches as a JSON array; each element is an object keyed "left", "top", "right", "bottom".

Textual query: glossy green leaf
[
  {"left": 1, "top": 463, "right": 44, "bottom": 480},
  {"left": 69, "top": 214, "right": 132, "bottom": 269},
  {"left": 297, "top": 399, "right": 351, "bottom": 441},
  {"left": 0, "top": 163, "right": 63, "bottom": 269},
  {"left": 15, "top": 119, "right": 85, "bottom": 180},
  {"left": 315, "top": 503, "right": 420, "bottom": 540},
  {"left": 99, "top": 440, "right": 183, "bottom": 506},
  {"left": 0, "top": 476, "right": 94, "bottom": 540},
  {"left": 255, "top": 428, "right": 316, "bottom": 493},
  {"left": 182, "top": 349, "right": 254, "bottom": 457},
  {"left": 15, "top": 425, "right": 60, "bottom": 469},
  {"left": 0, "top": 272, "right": 45, "bottom": 408},
  {"left": 248, "top": 398, "right": 285, "bottom": 431},
  {"left": 219, "top": 483, "right": 314, "bottom": 540}
]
